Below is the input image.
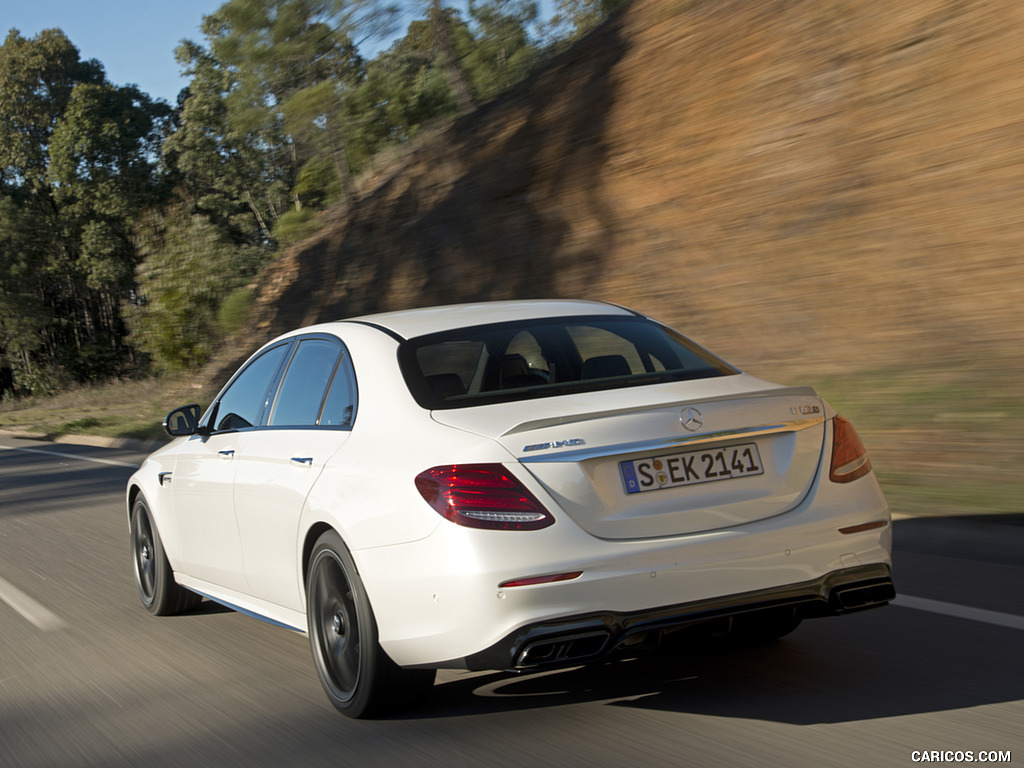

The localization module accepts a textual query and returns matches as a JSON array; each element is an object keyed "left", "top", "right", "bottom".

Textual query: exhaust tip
[
  {"left": 831, "top": 581, "right": 896, "bottom": 612},
  {"left": 515, "top": 631, "right": 610, "bottom": 668}
]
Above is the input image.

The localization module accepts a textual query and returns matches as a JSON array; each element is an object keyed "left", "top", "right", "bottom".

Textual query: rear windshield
[{"left": 398, "top": 315, "right": 738, "bottom": 410}]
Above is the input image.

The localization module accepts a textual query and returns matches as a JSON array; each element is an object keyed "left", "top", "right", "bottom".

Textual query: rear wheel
[
  {"left": 130, "top": 495, "right": 202, "bottom": 615},
  {"left": 306, "top": 530, "right": 434, "bottom": 718}
]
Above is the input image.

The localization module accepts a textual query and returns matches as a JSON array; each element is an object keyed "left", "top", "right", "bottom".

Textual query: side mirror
[{"left": 163, "top": 404, "right": 203, "bottom": 438}]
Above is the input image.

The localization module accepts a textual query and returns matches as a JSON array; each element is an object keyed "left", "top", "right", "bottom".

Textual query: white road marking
[
  {"left": 0, "top": 576, "right": 66, "bottom": 631},
  {"left": 0, "top": 443, "right": 138, "bottom": 468},
  {"left": 895, "top": 594, "right": 1024, "bottom": 632},
  {"left": 1, "top": 442, "right": 133, "bottom": 631}
]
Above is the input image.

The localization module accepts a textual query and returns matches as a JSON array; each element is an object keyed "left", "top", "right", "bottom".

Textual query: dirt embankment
[
  {"left": 203, "top": 0, "right": 1024, "bottom": 514},
  {"left": 215, "top": 0, "right": 1022, "bottom": 376}
]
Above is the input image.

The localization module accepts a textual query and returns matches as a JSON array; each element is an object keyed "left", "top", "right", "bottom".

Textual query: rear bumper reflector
[
  {"left": 838, "top": 520, "right": 889, "bottom": 535},
  {"left": 500, "top": 571, "right": 584, "bottom": 589}
]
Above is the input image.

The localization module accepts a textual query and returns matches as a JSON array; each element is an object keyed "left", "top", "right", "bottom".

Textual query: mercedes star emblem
[{"left": 680, "top": 407, "right": 703, "bottom": 432}]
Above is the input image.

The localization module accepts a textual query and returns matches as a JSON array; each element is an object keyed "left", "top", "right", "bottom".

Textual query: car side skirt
[{"left": 175, "top": 574, "right": 309, "bottom": 633}]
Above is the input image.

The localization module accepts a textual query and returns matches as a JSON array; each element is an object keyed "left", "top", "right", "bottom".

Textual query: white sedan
[{"left": 127, "top": 300, "right": 893, "bottom": 717}]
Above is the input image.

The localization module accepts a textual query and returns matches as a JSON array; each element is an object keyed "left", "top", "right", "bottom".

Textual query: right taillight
[
  {"left": 829, "top": 415, "right": 872, "bottom": 483},
  {"left": 415, "top": 464, "right": 555, "bottom": 530}
]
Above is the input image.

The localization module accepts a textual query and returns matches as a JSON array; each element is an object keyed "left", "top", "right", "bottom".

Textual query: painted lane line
[
  {"left": 895, "top": 594, "right": 1024, "bottom": 632},
  {"left": 0, "top": 576, "right": 66, "bottom": 631},
  {"left": 0, "top": 443, "right": 138, "bottom": 468}
]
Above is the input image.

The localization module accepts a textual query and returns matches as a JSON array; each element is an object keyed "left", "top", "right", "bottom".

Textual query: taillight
[
  {"left": 415, "top": 464, "right": 555, "bottom": 530},
  {"left": 829, "top": 415, "right": 872, "bottom": 483}
]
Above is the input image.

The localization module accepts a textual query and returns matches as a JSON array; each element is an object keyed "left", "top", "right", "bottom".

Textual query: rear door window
[
  {"left": 266, "top": 336, "right": 358, "bottom": 429},
  {"left": 269, "top": 339, "right": 342, "bottom": 427},
  {"left": 319, "top": 350, "right": 357, "bottom": 428}
]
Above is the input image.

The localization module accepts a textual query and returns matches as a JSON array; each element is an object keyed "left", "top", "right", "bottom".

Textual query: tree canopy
[
  {"left": 0, "top": 0, "right": 616, "bottom": 394},
  {"left": 1, "top": 29, "right": 171, "bottom": 390}
]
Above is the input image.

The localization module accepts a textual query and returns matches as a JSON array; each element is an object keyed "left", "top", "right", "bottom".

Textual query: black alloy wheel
[
  {"left": 130, "top": 495, "right": 202, "bottom": 615},
  {"left": 306, "top": 530, "right": 434, "bottom": 718}
]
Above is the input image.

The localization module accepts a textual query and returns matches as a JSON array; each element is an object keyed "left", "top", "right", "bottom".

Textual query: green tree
[
  {"left": 466, "top": 0, "right": 539, "bottom": 100},
  {"left": 343, "top": 0, "right": 540, "bottom": 160},
  {"left": 163, "top": 38, "right": 290, "bottom": 244},
  {"left": 0, "top": 29, "right": 104, "bottom": 187},
  {"left": 127, "top": 208, "right": 265, "bottom": 371},
  {"left": 204, "top": 0, "right": 393, "bottom": 210},
  {"left": 0, "top": 192, "right": 57, "bottom": 393},
  {"left": 427, "top": 0, "right": 476, "bottom": 113},
  {"left": 48, "top": 82, "right": 171, "bottom": 283},
  {"left": 0, "top": 28, "right": 170, "bottom": 390},
  {"left": 343, "top": 12, "right": 462, "bottom": 160}
]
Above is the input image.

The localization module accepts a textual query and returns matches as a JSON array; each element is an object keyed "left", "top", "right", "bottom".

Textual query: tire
[
  {"left": 306, "top": 530, "right": 435, "bottom": 718},
  {"left": 130, "top": 495, "right": 202, "bottom": 616}
]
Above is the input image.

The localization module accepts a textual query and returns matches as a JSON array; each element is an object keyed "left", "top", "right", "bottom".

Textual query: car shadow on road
[{"left": 416, "top": 604, "right": 1024, "bottom": 724}]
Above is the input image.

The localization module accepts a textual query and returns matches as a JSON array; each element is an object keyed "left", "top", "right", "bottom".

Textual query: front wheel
[
  {"left": 306, "top": 530, "right": 434, "bottom": 718},
  {"left": 130, "top": 495, "right": 202, "bottom": 615}
]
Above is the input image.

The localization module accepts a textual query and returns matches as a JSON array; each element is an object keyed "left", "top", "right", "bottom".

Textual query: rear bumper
[
  {"left": 458, "top": 563, "right": 894, "bottom": 671},
  {"left": 361, "top": 465, "right": 892, "bottom": 668}
]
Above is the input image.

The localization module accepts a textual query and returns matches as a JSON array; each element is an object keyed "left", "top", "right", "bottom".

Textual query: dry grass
[
  {"left": 812, "top": 354, "right": 1024, "bottom": 516},
  {"left": 0, "top": 376, "right": 211, "bottom": 444}
]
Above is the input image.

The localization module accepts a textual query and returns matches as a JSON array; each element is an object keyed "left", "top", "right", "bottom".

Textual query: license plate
[{"left": 620, "top": 443, "right": 764, "bottom": 494}]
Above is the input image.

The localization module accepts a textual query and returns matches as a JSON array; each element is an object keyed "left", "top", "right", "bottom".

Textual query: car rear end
[{"left": 358, "top": 306, "right": 893, "bottom": 670}]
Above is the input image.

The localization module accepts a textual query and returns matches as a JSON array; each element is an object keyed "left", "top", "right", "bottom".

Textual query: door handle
[
  {"left": 219, "top": 450, "right": 235, "bottom": 459},
  {"left": 290, "top": 457, "right": 313, "bottom": 466}
]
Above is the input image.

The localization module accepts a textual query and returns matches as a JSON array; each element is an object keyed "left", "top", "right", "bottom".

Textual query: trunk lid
[{"left": 431, "top": 374, "right": 828, "bottom": 538}]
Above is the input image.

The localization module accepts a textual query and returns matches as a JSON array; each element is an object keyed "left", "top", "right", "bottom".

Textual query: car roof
[{"left": 334, "top": 300, "right": 639, "bottom": 340}]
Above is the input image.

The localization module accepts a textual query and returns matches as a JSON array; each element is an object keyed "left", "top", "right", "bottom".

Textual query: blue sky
[{"left": 4, "top": 1, "right": 228, "bottom": 103}]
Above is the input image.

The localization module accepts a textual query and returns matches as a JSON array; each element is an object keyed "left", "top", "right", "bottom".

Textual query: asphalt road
[{"left": 1, "top": 435, "right": 1021, "bottom": 768}]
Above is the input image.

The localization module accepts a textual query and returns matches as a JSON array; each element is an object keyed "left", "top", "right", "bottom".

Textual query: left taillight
[
  {"left": 415, "top": 464, "right": 555, "bottom": 530},
  {"left": 829, "top": 415, "right": 872, "bottom": 483}
]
